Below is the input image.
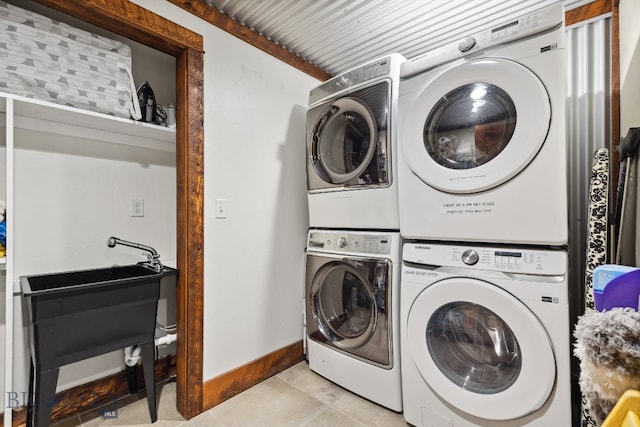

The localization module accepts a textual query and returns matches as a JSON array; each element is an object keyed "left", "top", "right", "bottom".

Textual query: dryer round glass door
[
  {"left": 306, "top": 81, "right": 392, "bottom": 191},
  {"left": 307, "top": 257, "right": 392, "bottom": 367},
  {"left": 310, "top": 97, "right": 377, "bottom": 184},
  {"left": 406, "top": 277, "right": 556, "bottom": 420},
  {"left": 401, "top": 58, "right": 550, "bottom": 194}
]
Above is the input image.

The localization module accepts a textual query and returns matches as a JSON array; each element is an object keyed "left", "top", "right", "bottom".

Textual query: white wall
[
  {"left": 620, "top": 0, "right": 640, "bottom": 132},
  {"left": 128, "top": 1, "right": 318, "bottom": 381}
]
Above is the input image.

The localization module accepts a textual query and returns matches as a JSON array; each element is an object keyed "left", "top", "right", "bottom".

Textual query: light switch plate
[{"left": 215, "top": 199, "right": 228, "bottom": 219}]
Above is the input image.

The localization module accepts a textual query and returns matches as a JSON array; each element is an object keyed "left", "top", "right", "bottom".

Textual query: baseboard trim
[
  {"left": 4, "top": 354, "right": 176, "bottom": 427},
  {"left": 202, "top": 340, "right": 304, "bottom": 411}
]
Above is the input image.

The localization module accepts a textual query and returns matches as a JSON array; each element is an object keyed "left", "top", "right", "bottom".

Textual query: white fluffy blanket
[{"left": 573, "top": 308, "right": 640, "bottom": 424}]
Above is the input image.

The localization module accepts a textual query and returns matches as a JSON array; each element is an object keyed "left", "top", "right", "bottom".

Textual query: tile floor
[{"left": 52, "top": 361, "right": 408, "bottom": 427}]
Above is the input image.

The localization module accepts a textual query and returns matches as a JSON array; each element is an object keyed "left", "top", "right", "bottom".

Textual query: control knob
[
  {"left": 458, "top": 37, "right": 477, "bottom": 52},
  {"left": 337, "top": 237, "right": 348, "bottom": 248},
  {"left": 462, "top": 249, "right": 479, "bottom": 265},
  {"left": 335, "top": 76, "right": 348, "bottom": 88}
]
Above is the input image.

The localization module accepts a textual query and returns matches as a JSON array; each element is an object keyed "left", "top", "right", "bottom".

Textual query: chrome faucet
[{"left": 107, "top": 236, "right": 163, "bottom": 272}]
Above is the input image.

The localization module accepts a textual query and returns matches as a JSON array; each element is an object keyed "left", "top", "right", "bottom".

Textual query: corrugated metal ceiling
[{"left": 204, "top": 0, "right": 595, "bottom": 75}]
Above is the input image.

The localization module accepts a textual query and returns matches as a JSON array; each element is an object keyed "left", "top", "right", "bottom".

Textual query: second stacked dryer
[{"left": 306, "top": 54, "right": 405, "bottom": 230}]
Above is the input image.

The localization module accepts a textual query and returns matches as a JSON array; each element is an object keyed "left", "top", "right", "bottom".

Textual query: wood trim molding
[
  {"left": 30, "top": 0, "right": 202, "bottom": 55},
  {"left": 167, "top": 0, "right": 332, "bottom": 81},
  {"left": 31, "top": 0, "right": 205, "bottom": 420},
  {"left": 611, "top": 0, "right": 620, "bottom": 217},
  {"left": 565, "top": 0, "right": 613, "bottom": 26},
  {"left": 203, "top": 341, "right": 304, "bottom": 410},
  {"left": 175, "top": 46, "right": 205, "bottom": 418},
  {"left": 4, "top": 355, "right": 176, "bottom": 427}
]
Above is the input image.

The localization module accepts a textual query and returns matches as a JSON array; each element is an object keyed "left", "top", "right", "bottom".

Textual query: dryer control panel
[
  {"left": 308, "top": 231, "right": 392, "bottom": 255},
  {"left": 403, "top": 243, "right": 566, "bottom": 276},
  {"left": 309, "top": 56, "right": 392, "bottom": 104}
]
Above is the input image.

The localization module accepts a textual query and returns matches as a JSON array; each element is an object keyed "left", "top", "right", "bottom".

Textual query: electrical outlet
[{"left": 131, "top": 199, "right": 144, "bottom": 217}]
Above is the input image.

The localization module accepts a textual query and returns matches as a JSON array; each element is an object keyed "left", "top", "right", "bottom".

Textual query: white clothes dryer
[
  {"left": 400, "top": 241, "right": 572, "bottom": 426},
  {"left": 305, "top": 229, "right": 402, "bottom": 411},
  {"left": 397, "top": 4, "right": 567, "bottom": 245},
  {"left": 306, "top": 54, "right": 405, "bottom": 230}
]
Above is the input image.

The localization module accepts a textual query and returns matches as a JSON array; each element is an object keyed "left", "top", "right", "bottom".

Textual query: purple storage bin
[{"left": 594, "top": 269, "right": 640, "bottom": 311}]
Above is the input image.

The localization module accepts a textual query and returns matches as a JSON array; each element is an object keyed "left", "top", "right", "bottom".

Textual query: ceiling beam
[
  {"left": 565, "top": 0, "right": 612, "bottom": 26},
  {"left": 167, "top": 0, "right": 332, "bottom": 81}
]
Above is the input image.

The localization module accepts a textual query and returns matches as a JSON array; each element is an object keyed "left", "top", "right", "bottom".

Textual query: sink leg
[
  {"left": 32, "top": 367, "right": 59, "bottom": 427},
  {"left": 141, "top": 342, "right": 157, "bottom": 423},
  {"left": 27, "top": 359, "right": 35, "bottom": 427},
  {"left": 126, "top": 364, "right": 138, "bottom": 395}
]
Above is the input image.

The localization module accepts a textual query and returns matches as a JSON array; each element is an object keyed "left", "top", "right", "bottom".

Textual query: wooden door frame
[{"left": 31, "top": 0, "right": 205, "bottom": 419}]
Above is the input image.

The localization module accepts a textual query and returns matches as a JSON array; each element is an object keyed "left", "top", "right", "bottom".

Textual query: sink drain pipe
[
  {"left": 124, "top": 333, "right": 177, "bottom": 367},
  {"left": 124, "top": 346, "right": 141, "bottom": 367}
]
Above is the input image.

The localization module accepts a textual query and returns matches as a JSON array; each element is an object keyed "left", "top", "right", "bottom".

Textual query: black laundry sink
[
  {"left": 20, "top": 263, "right": 178, "bottom": 427},
  {"left": 23, "top": 264, "right": 161, "bottom": 294}
]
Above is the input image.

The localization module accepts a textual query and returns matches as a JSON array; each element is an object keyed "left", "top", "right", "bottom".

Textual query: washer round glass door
[
  {"left": 310, "top": 261, "right": 378, "bottom": 350},
  {"left": 310, "top": 97, "right": 378, "bottom": 184},
  {"left": 401, "top": 58, "right": 550, "bottom": 194},
  {"left": 407, "top": 277, "right": 556, "bottom": 420}
]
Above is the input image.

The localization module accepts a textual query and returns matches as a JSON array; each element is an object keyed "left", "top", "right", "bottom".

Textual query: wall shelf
[{"left": 0, "top": 92, "right": 176, "bottom": 152}]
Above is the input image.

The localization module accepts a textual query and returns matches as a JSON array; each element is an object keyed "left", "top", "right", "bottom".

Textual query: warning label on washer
[{"left": 442, "top": 201, "right": 495, "bottom": 215}]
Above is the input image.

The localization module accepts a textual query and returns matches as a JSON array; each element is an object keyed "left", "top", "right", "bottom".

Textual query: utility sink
[
  {"left": 21, "top": 263, "right": 167, "bottom": 295},
  {"left": 20, "top": 263, "right": 177, "bottom": 427}
]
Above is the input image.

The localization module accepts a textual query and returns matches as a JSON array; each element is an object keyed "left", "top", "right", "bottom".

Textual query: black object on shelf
[
  {"left": 20, "top": 263, "right": 178, "bottom": 427},
  {"left": 136, "top": 81, "right": 157, "bottom": 123}
]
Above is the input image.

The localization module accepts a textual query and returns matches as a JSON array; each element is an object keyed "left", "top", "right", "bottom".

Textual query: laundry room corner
[
  {"left": 109, "top": 0, "right": 323, "bottom": 414},
  {"left": 0, "top": 0, "right": 632, "bottom": 425},
  {"left": 196, "top": 16, "right": 319, "bottom": 385}
]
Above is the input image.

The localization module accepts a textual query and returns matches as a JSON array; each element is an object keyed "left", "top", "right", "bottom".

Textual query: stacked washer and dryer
[
  {"left": 303, "top": 54, "right": 405, "bottom": 412},
  {"left": 397, "top": 3, "right": 574, "bottom": 427}
]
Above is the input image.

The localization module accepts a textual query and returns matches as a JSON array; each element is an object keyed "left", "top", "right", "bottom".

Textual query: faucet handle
[
  {"left": 144, "top": 252, "right": 163, "bottom": 271},
  {"left": 144, "top": 252, "right": 159, "bottom": 262}
]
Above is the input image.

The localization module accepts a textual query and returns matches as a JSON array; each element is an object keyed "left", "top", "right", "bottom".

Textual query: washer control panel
[
  {"left": 490, "top": 6, "right": 553, "bottom": 43},
  {"left": 403, "top": 243, "right": 566, "bottom": 276},
  {"left": 308, "top": 231, "right": 392, "bottom": 255},
  {"left": 401, "top": 3, "right": 563, "bottom": 79}
]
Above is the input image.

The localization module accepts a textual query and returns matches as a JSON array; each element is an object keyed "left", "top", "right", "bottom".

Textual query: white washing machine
[
  {"left": 397, "top": 4, "right": 567, "bottom": 245},
  {"left": 305, "top": 229, "right": 402, "bottom": 411},
  {"left": 306, "top": 54, "right": 405, "bottom": 230},
  {"left": 401, "top": 241, "right": 572, "bottom": 426}
]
